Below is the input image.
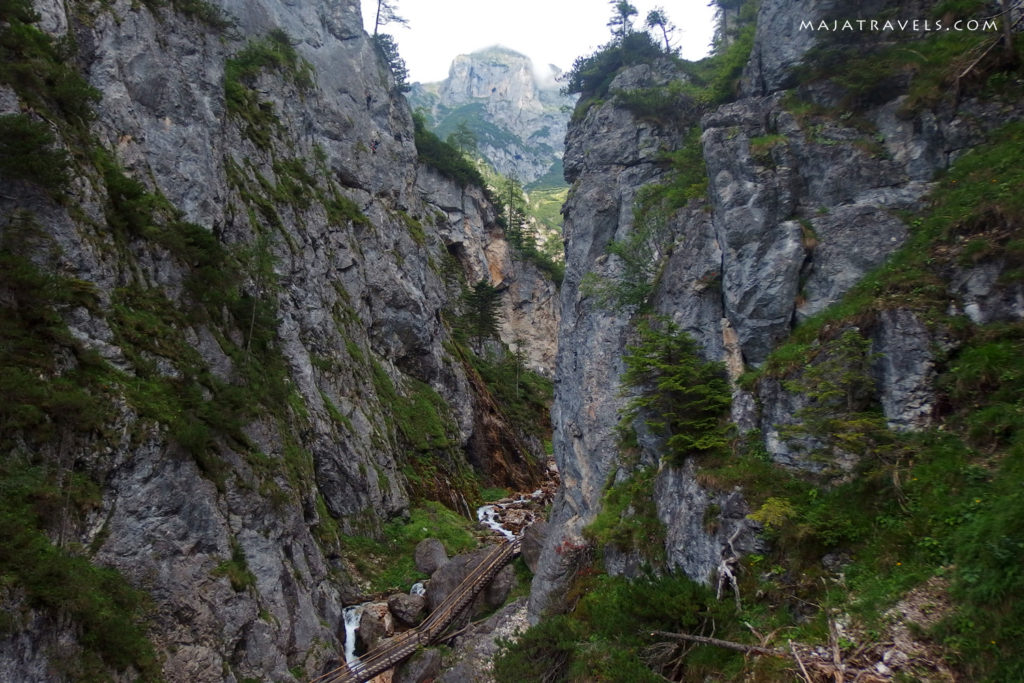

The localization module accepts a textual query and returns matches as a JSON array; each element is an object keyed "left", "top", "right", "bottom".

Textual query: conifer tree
[
  {"left": 621, "top": 316, "right": 732, "bottom": 464},
  {"left": 461, "top": 280, "right": 503, "bottom": 354},
  {"left": 607, "top": 1, "right": 638, "bottom": 44},
  {"left": 372, "top": 0, "right": 408, "bottom": 35},
  {"left": 645, "top": 7, "right": 676, "bottom": 53}
]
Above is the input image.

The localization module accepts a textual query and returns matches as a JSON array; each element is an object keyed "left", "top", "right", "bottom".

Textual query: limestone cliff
[
  {"left": 530, "top": 0, "right": 1024, "bottom": 633},
  {"left": 0, "top": 0, "right": 555, "bottom": 680},
  {"left": 408, "top": 46, "right": 574, "bottom": 185}
]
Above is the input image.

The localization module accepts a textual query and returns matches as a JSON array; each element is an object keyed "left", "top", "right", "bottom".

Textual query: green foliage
[
  {"left": 493, "top": 614, "right": 580, "bottom": 682},
  {"left": 561, "top": 31, "right": 663, "bottom": 101},
  {"left": 0, "top": 218, "right": 109, "bottom": 446},
  {"left": 343, "top": 502, "right": 478, "bottom": 592},
  {"left": 213, "top": 540, "right": 256, "bottom": 592},
  {"left": 641, "top": 125, "right": 708, "bottom": 209},
  {"left": 445, "top": 120, "right": 477, "bottom": 155},
  {"left": 582, "top": 132, "right": 706, "bottom": 311},
  {"left": 413, "top": 111, "right": 489, "bottom": 188},
  {"left": 584, "top": 467, "right": 665, "bottom": 562},
  {"left": 580, "top": 210, "right": 666, "bottom": 311},
  {"left": 373, "top": 33, "right": 410, "bottom": 91},
  {"left": 495, "top": 572, "right": 745, "bottom": 682},
  {"left": 462, "top": 344, "right": 554, "bottom": 442},
  {"left": 677, "top": 19, "right": 756, "bottom": 107},
  {"left": 224, "top": 30, "right": 314, "bottom": 147},
  {"left": 795, "top": 13, "right": 1024, "bottom": 113},
  {"left": 0, "top": 0, "right": 100, "bottom": 124},
  {"left": 323, "top": 192, "right": 370, "bottom": 228},
  {"left": 141, "top": 0, "right": 233, "bottom": 29},
  {"left": 459, "top": 280, "right": 503, "bottom": 353},
  {"left": 613, "top": 80, "right": 695, "bottom": 122},
  {"left": 370, "top": 360, "right": 458, "bottom": 461},
  {"left": 780, "top": 329, "right": 891, "bottom": 468},
  {"left": 0, "top": 464, "right": 159, "bottom": 678},
  {"left": 0, "top": 114, "right": 70, "bottom": 190},
  {"left": 620, "top": 316, "right": 732, "bottom": 464}
]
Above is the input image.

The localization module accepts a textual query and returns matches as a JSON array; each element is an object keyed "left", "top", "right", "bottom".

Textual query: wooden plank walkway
[{"left": 310, "top": 539, "right": 521, "bottom": 683}]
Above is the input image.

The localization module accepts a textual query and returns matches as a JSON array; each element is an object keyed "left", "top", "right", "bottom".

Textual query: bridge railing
[{"left": 310, "top": 539, "right": 520, "bottom": 683}]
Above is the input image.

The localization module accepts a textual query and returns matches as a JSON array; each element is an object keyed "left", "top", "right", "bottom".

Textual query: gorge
[{"left": 2, "top": 0, "right": 1024, "bottom": 681}]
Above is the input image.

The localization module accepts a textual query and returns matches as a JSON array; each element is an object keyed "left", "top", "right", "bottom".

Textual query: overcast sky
[{"left": 361, "top": 1, "right": 718, "bottom": 84}]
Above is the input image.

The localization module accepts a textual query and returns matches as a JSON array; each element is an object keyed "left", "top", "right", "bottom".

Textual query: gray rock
[
  {"left": 427, "top": 549, "right": 487, "bottom": 613},
  {"left": 871, "top": 309, "right": 936, "bottom": 431},
  {"left": 483, "top": 565, "right": 514, "bottom": 609},
  {"left": 408, "top": 47, "right": 574, "bottom": 184},
  {"left": 414, "top": 538, "right": 449, "bottom": 575},
  {"left": 387, "top": 593, "right": 426, "bottom": 628},
  {"left": 394, "top": 647, "right": 443, "bottom": 683},
  {"left": 356, "top": 603, "right": 393, "bottom": 653},
  {"left": 519, "top": 519, "right": 548, "bottom": 573},
  {"left": 0, "top": 0, "right": 558, "bottom": 677}
]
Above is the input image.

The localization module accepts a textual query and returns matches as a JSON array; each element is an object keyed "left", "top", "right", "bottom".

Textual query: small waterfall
[
  {"left": 410, "top": 582, "right": 426, "bottom": 596},
  {"left": 476, "top": 504, "right": 515, "bottom": 541},
  {"left": 343, "top": 605, "right": 363, "bottom": 664}
]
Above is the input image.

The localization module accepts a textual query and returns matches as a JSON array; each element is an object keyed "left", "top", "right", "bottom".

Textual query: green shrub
[
  {"left": 0, "top": 1, "right": 100, "bottom": 123},
  {"left": 0, "top": 114, "right": 69, "bottom": 190},
  {"left": 213, "top": 540, "right": 256, "bottom": 591},
  {"left": 224, "top": 30, "right": 313, "bottom": 147},
  {"left": 584, "top": 467, "right": 665, "bottom": 562},
  {"left": 342, "top": 501, "right": 478, "bottom": 592},
  {"left": 495, "top": 572, "right": 744, "bottom": 682},
  {"left": 561, "top": 32, "right": 664, "bottom": 100},
  {"left": 0, "top": 465, "right": 158, "bottom": 677},
  {"left": 413, "top": 111, "right": 488, "bottom": 188},
  {"left": 620, "top": 316, "right": 732, "bottom": 464}
]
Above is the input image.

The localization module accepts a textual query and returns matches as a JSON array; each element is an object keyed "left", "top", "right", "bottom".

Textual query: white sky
[{"left": 361, "top": 1, "right": 718, "bottom": 84}]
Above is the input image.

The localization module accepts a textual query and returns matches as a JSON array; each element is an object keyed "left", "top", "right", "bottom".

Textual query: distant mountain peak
[{"left": 408, "top": 48, "right": 574, "bottom": 184}]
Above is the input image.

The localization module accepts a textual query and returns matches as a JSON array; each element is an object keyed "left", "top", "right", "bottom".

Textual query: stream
[{"left": 341, "top": 464, "right": 558, "bottom": 666}]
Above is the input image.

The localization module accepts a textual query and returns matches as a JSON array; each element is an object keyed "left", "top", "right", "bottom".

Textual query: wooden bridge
[{"left": 310, "top": 538, "right": 521, "bottom": 683}]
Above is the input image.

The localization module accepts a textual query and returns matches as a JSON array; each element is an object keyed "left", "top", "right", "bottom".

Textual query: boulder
[
  {"left": 356, "top": 602, "right": 393, "bottom": 652},
  {"left": 414, "top": 538, "right": 449, "bottom": 575},
  {"left": 387, "top": 593, "right": 426, "bottom": 628},
  {"left": 394, "top": 647, "right": 443, "bottom": 683}
]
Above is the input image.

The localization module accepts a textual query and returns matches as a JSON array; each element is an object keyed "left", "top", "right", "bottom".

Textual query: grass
[
  {"left": 0, "top": 0, "right": 100, "bottom": 125},
  {"left": 583, "top": 467, "right": 665, "bottom": 565},
  {"left": 342, "top": 502, "right": 480, "bottom": 593},
  {"left": 224, "top": 29, "right": 313, "bottom": 148}
]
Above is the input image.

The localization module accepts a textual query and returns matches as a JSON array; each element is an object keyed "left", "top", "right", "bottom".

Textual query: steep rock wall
[
  {"left": 0, "top": 1, "right": 555, "bottom": 680},
  {"left": 530, "top": 0, "right": 1023, "bottom": 619}
]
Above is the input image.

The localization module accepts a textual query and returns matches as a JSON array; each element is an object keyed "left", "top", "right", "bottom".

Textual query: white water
[
  {"left": 342, "top": 605, "right": 363, "bottom": 664},
  {"left": 476, "top": 504, "right": 516, "bottom": 541}
]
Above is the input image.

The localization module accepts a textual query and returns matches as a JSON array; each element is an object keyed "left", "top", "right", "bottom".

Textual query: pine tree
[
  {"left": 645, "top": 7, "right": 676, "bottom": 53},
  {"left": 372, "top": 0, "right": 408, "bottom": 35},
  {"left": 621, "top": 316, "right": 732, "bottom": 464},
  {"left": 461, "top": 280, "right": 503, "bottom": 354},
  {"left": 607, "top": 1, "right": 639, "bottom": 44},
  {"left": 373, "top": 33, "right": 410, "bottom": 92}
]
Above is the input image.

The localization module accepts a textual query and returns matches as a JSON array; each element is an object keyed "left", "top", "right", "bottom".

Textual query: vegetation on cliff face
[
  {"left": 0, "top": 1, "right": 560, "bottom": 678},
  {"left": 503, "top": 1, "right": 1024, "bottom": 680}
]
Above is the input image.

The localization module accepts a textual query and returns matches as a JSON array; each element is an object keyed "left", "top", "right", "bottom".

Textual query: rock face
[
  {"left": 408, "top": 46, "right": 575, "bottom": 183},
  {"left": 0, "top": 1, "right": 556, "bottom": 680},
  {"left": 529, "top": 0, "right": 1024, "bottom": 621}
]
